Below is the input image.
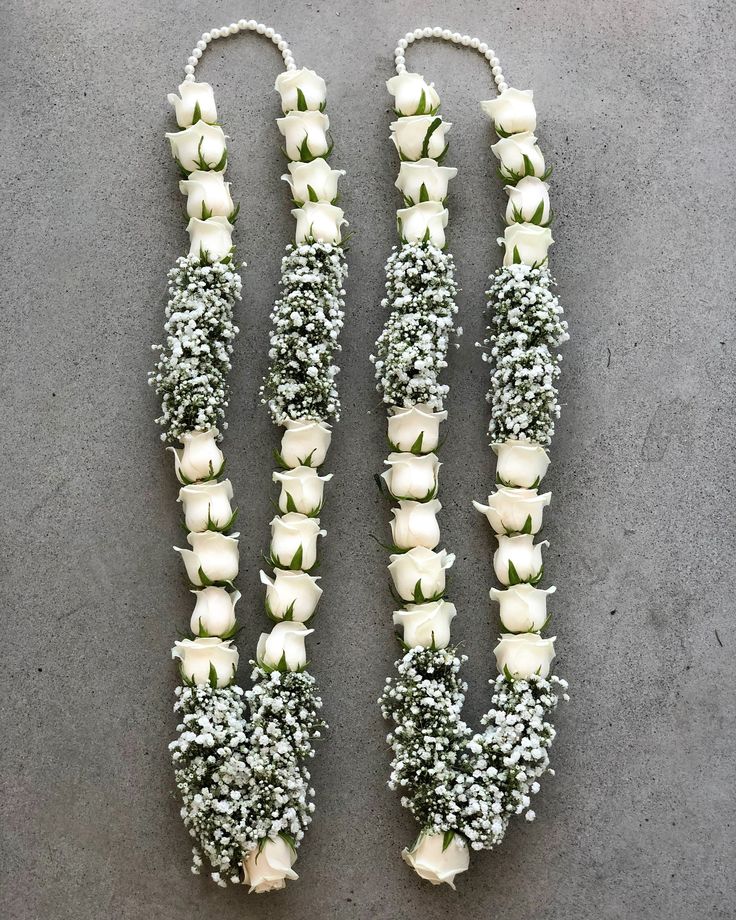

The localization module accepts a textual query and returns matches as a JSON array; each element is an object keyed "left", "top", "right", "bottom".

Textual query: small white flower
[
  {"left": 402, "top": 831, "right": 469, "bottom": 889},
  {"left": 242, "top": 836, "right": 299, "bottom": 893},
  {"left": 494, "top": 632, "right": 556, "bottom": 678},
  {"left": 256, "top": 621, "right": 313, "bottom": 671},
  {"left": 481, "top": 88, "right": 536, "bottom": 134},
  {"left": 260, "top": 568, "right": 322, "bottom": 622},
  {"left": 386, "top": 72, "right": 441, "bottom": 116},
  {"left": 490, "top": 583, "right": 556, "bottom": 633},
  {"left": 167, "top": 81, "right": 217, "bottom": 127},
  {"left": 277, "top": 110, "right": 330, "bottom": 160},
  {"left": 275, "top": 68, "right": 326, "bottom": 113},
  {"left": 171, "top": 636, "right": 238, "bottom": 686}
]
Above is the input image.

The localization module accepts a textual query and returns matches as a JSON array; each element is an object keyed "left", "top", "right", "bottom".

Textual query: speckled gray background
[{"left": 2, "top": 0, "right": 735, "bottom": 918}]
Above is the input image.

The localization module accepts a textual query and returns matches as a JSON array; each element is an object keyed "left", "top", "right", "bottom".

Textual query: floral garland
[
  {"left": 152, "top": 19, "right": 346, "bottom": 894},
  {"left": 372, "top": 28, "right": 569, "bottom": 888}
]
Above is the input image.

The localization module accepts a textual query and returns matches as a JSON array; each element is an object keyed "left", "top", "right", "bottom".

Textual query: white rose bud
[
  {"left": 171, "top": 637, "right": 238, "bottom": 687},
  {"left": 179, "top": 170, "right": 234, "bottom": 219},
  {"left": 166, "top": 122, "right": 227, "bottom": 173},
  {"left": 388, "top": 403, "right": 447, "bottom": 452},
  {"left": 383, "top": 452, "right": 440, "bottom": 500},
  {"left": 494, "top": 632, "right": 556, "bottom": 679},
  {"left": 490, "top": 584, "right": 556, "bottom": 633},
  {"left": 280, "top": 419, "right": 332, "bottom": 467},
  {"left": 397, "top": 201, "right": 449, "bottom": 247},
  {"left": 187, "top": 216, "right": 234, "bottom": 262},
  {"left": 493, "top": 439, "right": 550, "bottom": 488},
  {"left": 394, "top": 599, "right": 456, "bottom": 649},
  {"left": 391, "top": 499, "right": 442, "bottom": 550},
  {"left": 169, "top": 428, "right": 224, "bottom": 483},
  {"left": 391, "top": 115, "right": 452, "bottom": 161},
  {"left": 505, "top": 176, "right": 550, "bottom": 225},
  {"left": 243, "top": 836, "right": 298, "bottom": 893},
  {"left": 175, "top": 531, "right": 240, "bottom": 585},
  {"left": 275, "top": 67, "right": 326, "bottom": 114},
  {"left": 277, "top": 110, "right": 330, "bottom": 160},
  {"left": 167, "top": 81, "right": 217, "bottom": 127},
  {"left": 386, "top": 72, "right": 441, "bottom": 116},
  {"left": 493, "top": 534, "right": 547, "bottom": 586},
  {"left": 473, "top": 486, "right": 551, "bottom": 535},
  {"left": 402, "top": 831, "right": 469, "bottom": 889},
  {"left": 256, "top": 620, "right": 313, "bottom": 671},
  {"left": 491, "top": 131, "right": 545, "bottom": 179},
  {"left": 270, "top": 513, "right": 325, "bottom": 570},
  {"left": 273, "top": 466, "right": 332, "bottom": 514},
  {"left": 395, "top": 159, "right": 457, "bottom": 204},
  {"left": 260, "top": 569, "right": 323, "bottom": 622},
  {"left": 292, "top": 202, "right": 346, "bottom": 244},
  {"left": 283, "top": 158, "right": 344, "bottom": 204},
  {"left": 190, "top": 586, "right": 240, "bottom": 636},
  {"left": 178, "top": 479, "right": 235, "bottom": 532},
  {"left": 481, "top": 88, "right": 536, "bottom": 134},
  {"left": 389, "top": 546, "right": 454, "bottom": 602},
  {"left": 502, "top": 223, "right": 553, "bottom": 267}
]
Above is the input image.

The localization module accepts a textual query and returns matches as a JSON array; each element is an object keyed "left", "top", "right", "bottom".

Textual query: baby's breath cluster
[
  {"left": 261, "top": 242, "right": 347, "bottom": 424},
  {"left": 483, "top": 264, "right": 568, "bottom": 445},
  {"left": 371, "top": 242, "right": 458, "bottom": 408},
  {"left": 151, "top": 255, "right": 242, "bottom": 441}
]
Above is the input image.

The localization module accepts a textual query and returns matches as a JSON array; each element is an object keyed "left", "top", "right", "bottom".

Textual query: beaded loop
[
  {"left": 183, "top": 19, "right": 296, "bottom": 81},
  {"left": 395, "top": 27, "right": 506, "bottom": 92}
]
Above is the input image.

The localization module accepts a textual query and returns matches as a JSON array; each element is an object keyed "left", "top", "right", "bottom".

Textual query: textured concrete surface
[{"left": 2, "top": 0, "right": 735, "bottom": 917}]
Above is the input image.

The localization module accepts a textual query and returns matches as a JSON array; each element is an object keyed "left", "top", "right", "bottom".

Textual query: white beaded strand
[
  {"left": 183, "top": 20, "right": 296, "bottom": 82},
  {"left": 395, "top": 27, "right": 507, "bottom": 92}
]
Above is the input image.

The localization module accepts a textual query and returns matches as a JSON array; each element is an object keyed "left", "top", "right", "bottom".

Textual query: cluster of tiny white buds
[
  {"left": 184, "top": 20, "right": 296, "bottom": 82},
  {"left": 394, "top": 27, "right": 507, "bottom": 92}
]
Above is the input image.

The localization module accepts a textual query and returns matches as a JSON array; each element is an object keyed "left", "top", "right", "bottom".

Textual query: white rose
[
  {"left": 280, "top": 419, "right": 332, "bottom": 467},
  {"left": 169, "top": 428, "right": 224, "bottom": 483},
  {"left": 275, "top": 67, "right": 326, "bottom": 114},
  {"left": 395, "top": 159, "right": 457, "bottom": 205},
  {"left": 283, "top": 158, "right": 344, "bottom": 204},
  {"left": 402, "top": 831, "right": 469, "bottom": 889},
  {"left": 386, "top": 72, "right": 441, "bottom": 116},
  {"left": 390, "top": 115, "right": 452, "bottom": 161},
  {"left": 388, "top": 546, "right": 454, "bottom": 602},
  {"left": 273, "top": 466, "right": 332, "bottom": 514},
  {"left": 391, "top": 499, "right": 442, "bottom": 550},
  {"left": 481, "top": 88, "right": 536, "bottom": 134},
  {"left": 270, "top": 513, "right": 325, "bottom": 570},
  {"left": 260, "top": 568, "right": 322, "bottom": 622},
  {"left": 171, "top": 637, "right": 238, "bottom": 687},
  {"left": 493, "top": 534, "right": 547, "bottom": 586},
  {"left": 190, "top": 586, "right": 240, "bottom": 636},
  {"left": 473, "top": 486, "right": 551, "bottom": 535},
  {"left": 277, "top": 110, "right": 330, "bottom": 160},
  {"left": 178, "top": 479, "right": 234, "bottom": 532},
  {"left": 489, "top": 584, "right": 556, "bottom": 633},
  {"left": 394, "top": 599, "right": 456, "bottom": 649},
  {"left": 179, "top": 170, "right": 234, "bottom": 219},
  {"left": 388, "top": 403, "right": 447, "bottom": 453},
  {"left": 256, "top": 620, "right": 313, "bottom": 671},
  {"left": 494, "top": 632, "right": 556, "bottom": 678},
  {"left": 292, "top": 202, "right": 346, "bottom": 244},
  {"left": 383, "top": 452, "right": 440, "bottom": 500},
  {"left": 167, "top": 81, "right": 217, "bottom": 127},
  {"left": 397, "top": 201, "right": 448, "bottom": 247},
  {"left": 175, "top": 531, "right": 240, "bottom": 585},
  {"left": 493, "top": 439, "right": 550, "bottom": 488},
  {"left": 187, "top": 216, "right": 234, "bottom": 262},
  {"left": 502, "top": 223, "right": 553, "bottom": 267},
  {"left": 505, "top": 176, "right": 550, "bottom": 225},
  {"left": 491, "top": 131, "right": 545, "bottom": 179},
  {"left": 166, "top": 122, "right": 227, "bottom": 172}
]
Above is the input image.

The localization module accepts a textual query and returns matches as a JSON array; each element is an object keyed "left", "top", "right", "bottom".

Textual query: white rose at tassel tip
[
  {"left": 493, "top": 534, "right": 548, "bottom": 586},
  {"left": 391, "top": 499, "right": 442, "bottom": 550},
  {"left": 166, "top": 122, "right": 227, "bottom": 172},
  {"left": 273, "top": 466, "right": 332, "bottom": 514},
  {"left": 243, "top": 836, "right": 298, "bottom": 894},
  {"left": 171, "top": 637, "right": 238, "bottom": 687},
  {"left": 395, "top": 159, "right": 457, "bottom": 204},
  {"left": 388, "top": 403, "right": 447, "bottom": 452},
  {"left": 283, "top": 158, "right": 344, "bottom": 204},
  {"left": 275, "top": 67, "right": 326, "bottom": 114},
  {"left": 178, "top": 479, "right": 234, "bottom": 532},
  {"left": 394, "top": 600, "right": 456, "bottom": 649},
  {"left": 179, "top": 170, "right": 234, "bottom": 219},
  {"left": 292, "top": 202, "right": 346, "bottom": 245},
  {"left": 190, "top": 586, "right": 240, "bottom": 636},
  {"left": 270, "top": 513, "right": 325, "bottom": 570},
  {"left": 493, "top": 439, "right": 550, "bottom": 488},
  {"left": 257, "top": 621, "right": 313, "bottom": 671},
  {"left": 168, "top": 81, "right": 217, "bottom": 127},
  {"left": 502, "top": 223, "right": 553, "bottom": 267},
  {"left": 187, "top": 216, "right": 233, "bottom": 262},
  {"left": 390, "top": 115, "right": 452, "bottom": 161},
  {"left": 505, "top": 176, "right": 550, "bottom": 225},
  {"left": 397, "top": 201, "right": 448, "bottom": 248},
  {"left": 481, "top": 87, "right": 536, "bottom": 134},
  {"left": 490, "top": 584, "right": 556, "bottom": 633},
  {"left": 169, "top": 428, "right": 224, "bottom": 483},
  {"left": 280, "top": 419, "right": 332, "bottom": 467},
  {"left": 495, "top": 632, "right": 556, "bottom": 679},
  {"left": 473, "top": 486, "right": 551, "bottom": 535},
  {"left": 277, "top": 110, "right": 330, "bottom": 160},
  {"left": 388, "top": 546, "right": 454, "bottom": 602},
  {"left": 386, "top": 72, "right": 441, "bottom": 116},
  {"left": 260, "top": 569, "right": 323, "bottom": 622},
  {"left": 383, "top": 452, "right": 440, "bottom": 500},
  {"left": 175, "top": 531, "right": 240, "bottom": 586},
  {"left": 491, "top": 131, "right": 545, "bottom": 178},
  {"left": 402, "top": 832, "right": 470, "bottom": 889}
]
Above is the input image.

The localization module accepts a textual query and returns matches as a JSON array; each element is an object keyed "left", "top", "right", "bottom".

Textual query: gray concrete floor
[{"left": 2, "top": 0, "right": 735, "bottom": 918}]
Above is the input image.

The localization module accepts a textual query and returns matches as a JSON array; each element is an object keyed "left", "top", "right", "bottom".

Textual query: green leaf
[
  {"left": 529, "top": 199, "right": 545, "bottom": 225},
  {"left": 299, "top": 448, "right": 317, "bottom": 468},
  {"left": 200, "top": 201, "right": 212, "bottom": 220},
  {"left": 520, "top": 515, "right": 533, "bottom": 535},
  {"left": 296, "top": 87, "right": 308, "bottom": 111},
  {"left": 173, "top": 156, "right": 189, "bottom": 178},
  {"left": 442, "top": 830, "right": 454, "bottom": 852},
  {"left": 197, "top": 566, "right": 213, "bottom": 587},
  {"left": 285, "top": 491, "right": 298, "bottom": 513},
  {"left": 208, "top": 662, "right": 218, "bottom": 688},
  {"left": 227, "top": 202, "right": 240, "bottom": 223},
  {"left": 273, "top": 448, "right": 290, "bottom": 470},
  {"left": 282, "top": 600, "right": 296, "bottom": 622},
  {"left": 508, "top": 559, "right": 521, "bottom": 586},
  {"left": 290, "top": 543, "right": 304, "bottom": 571},
  {"left": 412, "top": 579, "right": 424, "bottom": 604},
  {"left": 512, "top": 245, "right": 522, "bottom": 264},
  {"left": 192, "top": 101, "right": 202, "bottom": 124},
  {"left": 307, "top": 184, "right": 320, "bottom": 202},
  {"left": 298, "top": 135, "right": 313, "bottom": 162},
  {"left": 409, "top": 431, "right": 424, "bottom": 454},
  {"left": 503, "top": 664, "right": 515, "bottom": 681},
  {"left": 522, "top": 154, "right": 535, "bottom": 177},
  {"left": 420, "top": 117, "right": 443, "bottom": 159},
  {"left": 415, "top": 89, "right": 427, "bottom": 115},
  {"left": 529, "top": 565, "right": 544, "bottom": 586},
  {"left": 422, "top": 227, "right": 431, "bottom": 243},
  {"left": 212, "top": 147, "right": 228, "bottom": 172},
  {"left": 196, "top": 616, "right": 210, "bottom": 638},
  {"left": 419, "top": 183, "right": 429, "bottom": 203}
]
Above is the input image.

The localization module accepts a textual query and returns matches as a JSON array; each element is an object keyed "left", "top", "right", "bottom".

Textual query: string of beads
[
  {"left": 394, "top": 27, "right": 507, "bottom": 92},
  {"left": 183, "top": 19, "right": 296, "bottom": 82}
]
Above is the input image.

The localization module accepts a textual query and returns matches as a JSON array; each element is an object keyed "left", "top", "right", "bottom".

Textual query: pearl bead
[
  {"left": 441, "top": 29, "right": 451, "bottom": 39},
  {"left": 461, "top": 35, "right": 471, "bottom": 45},
  {"left": 471, "top": 37, "right": 480, "bottom": 48},
  {"left": 395, "top": 56, "right": 405, "bottom": 67},
  {"left": 405, "top": 32, "right": 415, "bottom": 42},
  {"left": 220, "top": 26, "right": 230, "bottom": 36},
  {"left": 265, "top": 27, "right": 274, "bottom": 38},
  {"left": 256, "top": 23, "right": 266, "bottom": 33},
  {"left": 479, "top": 42, "right": 488, "bottom": 53},
  {"left": 238, "top": 19, "right": 247, "bottom": 29},
  {"left": 452, "top": 32, "right": 462, "bottom": 43},
  {"left": 416, "top": 27, "right": 427, "bottom": 38},
  {"left": 498, "top": 81, "right": 508, "bottom": 92},
  {"left": 485, "top": 50, "right": 494, "bottom": 60},
  {"left": 432, "top": 26, "right": 442, "bottom": 37},
  {"left": 273, "top": 33, "right": 281, "bottom": 43},
  {"left": 230, "top": 22, "right": 239, "bottom": 32},
  {"left": 196, "top": 40, "right": 206, "bottom": 50},
  {"left": 278, "top": 40, "right": 288, "bottom": 51},
  {"left": 187, "top": 55, "right": 197, "bottom": 65},
  {"left": 490, "top": 56, "right": 499, "bottom": 66},
  {"left": 492, "top": 65, "right": 502, "bottom": 75},
  {"left": 202, "top": 32, "right": 211, "bottom": 42},
  {"left": 184, "top": 73, "right": 195, "bottom": 83},
  {"left": 211, "top": 28, "right": 221, "bottom": 39},
  {"left": 397, "top": 39, "right": 407, "bottom": 49},
  {"left": 184, "top": 64, "right": 195, "bottom": 74}
]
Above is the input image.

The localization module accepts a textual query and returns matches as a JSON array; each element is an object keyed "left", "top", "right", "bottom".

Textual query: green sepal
[
  {"left": 197, "top": 566, "right": 214, "bottom": 587},
  {"left": 200, "top": 201, "right": 212, "bottom": 220},
  {"left": 520, "top": 514, "right": 533, "bottom": 535},
  {"left": 285, "top": 491, "right": 299, "bottom": 514},
  {"left": 273, "top": 448, "right": 291, "bottom": 470},
  {"left": 512, "top": 245, "right": 522, "bottom": 264},
  {"left": 208, "top": 662, "right": 219, "bottom": 689},
  {"left": 442, "top": 830, "right": 455, "bottom": 852},
  {"left": 173, "top": 156, "right": 190, "bottom": 178},
  {"left": 369, "top": 533, "right": 409, "bottom": 555},
  {"left": 191, "top": 101, "right": 202, "bottom": 124},
  {"left": 307, "top": 184, "right": 320, "bottom": 202},
  {"left": 529, "top": 565, "right": 544, "bottom": 586},
  {"left": 296, "top": 87, "right": 308, "bottom": 111},
  {"left": 522, "top": 154, "right": 536, "bottom": 177},
  {"left": 227, "top": 202, "right": 240, "bottom": 223},
  {"left": 409, "top": 431, "right": 424, "bottom": 454},
  {"left": 211, "top": 147, "right": 228, "bottom": 172},
  {"left": 503, "top": 664, "right": 516, "bottom": 681},
  {"left": 529, "top": 199, "right": 546, "bottom": 225},
  {"left": 507, "top": 560, "right": 521, "bottom": 586},
  {"left": 420, "top": 117, "right": 443, "bottom": 159},
  {"left": 218, "top": 622, "right": 243, "bottom": 641},
  {"left": 414, "top": 89, "right": 427, "bottom": 116}
]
